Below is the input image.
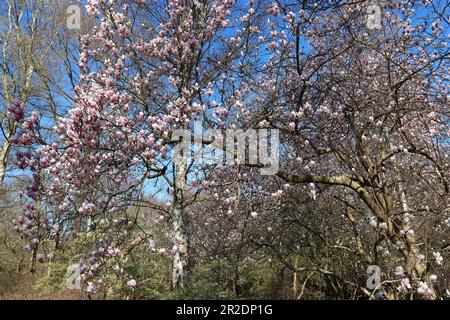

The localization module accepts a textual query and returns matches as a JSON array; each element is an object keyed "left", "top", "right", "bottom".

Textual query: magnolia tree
[
  {"left": 10, "top": 0, "right": 450, "bottom": 299},
  {"left": 12, "top": 0, "right": 268, "bottom": 290},
  {"left": 202, "top": 0, "right": 449, "bottom": 298},
  {"left": 180, "top": 0, "right": 449, "bottom": 298}
]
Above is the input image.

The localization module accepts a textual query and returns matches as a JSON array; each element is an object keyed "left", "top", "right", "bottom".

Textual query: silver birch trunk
[
  {"left": 172, "top": 161, "right": 188, "bottom": 289},
  {"left": 399, "top": 180, "right": 424, "bottom": 275}
]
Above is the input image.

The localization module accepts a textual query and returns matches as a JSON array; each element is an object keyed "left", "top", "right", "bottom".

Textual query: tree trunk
[
  {"left": 29, "top": 247, "right": 37, "bottom": 273},
  {"left": 172, "top": 162, "right": 188, "bottom": 289},
  {"left": 0, "top": 143, "right": 9, "bottom": 190},
  {"left": 16, "top": 254, "right": 24, "bottom": 273},
  {"left": 292, "top": 256, "right": 298, "bottom": 298},
  {"left": 399, "top": 181, "right": 424, "bottom": 276}
]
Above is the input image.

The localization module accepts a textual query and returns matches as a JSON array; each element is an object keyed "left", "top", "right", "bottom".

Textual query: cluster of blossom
[
  {"left": 416, "top": 281, "right": 435, "bottom": 299},
  {"left": 77, "top": 220, "right": 136, "bottom": 294},
  {"left": 7, "top": 101, "right": 24, "bottom": 122},
  {"left": 394, "top": 266, "right": 405, "bottom": 277},
  {"left": 432, "top": 251, "right": 443, "bottom": 266},
  {"left": 36, "top": 252, "right": 54, "bottom": 264},
  {"left": 15, "top": 150, "right": 32, "bottom": 170},
  {"left": 85, "top": 269, "right": 136, "bottom": 295},
  {"left": 397, "top": 278, "right": 411, "bottom": 293},
  {"left": 12, "top": 111, "right": 40, "bottom": 146}
]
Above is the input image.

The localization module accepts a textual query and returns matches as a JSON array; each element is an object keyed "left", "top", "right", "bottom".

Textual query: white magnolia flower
[
  {"left": 147, "top": 239, "right": 156, "bottom": 252},
  {"left": 271, "top": 190, "right": 283, "bottom": 200},
  {"left": 379, "top": 222, "right": 388, "bottom": 230},
  {"left": 113, "top": 264, "right": 124, "bottom": 276},
  {"left": 397, "top": 278, "right": 411, "bottom": 293},
  {"left": 308, "top": 183, "right": 317, "bottom": 200},
  {"left": 369, "top": 217, "right": 378, "bottom": 228},
  {"left": 175, "top": 236, "right": 183, "bottom": 244},
  {"left": 86, "top": 282, "right": 96, "bottom": 294},
  {"left": 417, "top": 281, "right": 434, "bottom": 298},
  {"left": 127, "top": 279, "right": 137, "bottom": 289},
  {"left": 444, "top": 218, "right": 450, "bottom": 227},
  {"left": 433, "top": 251, "right": 443, "bottom": 265},
  {"left": 394, "top": 266, "right": 405, "bottom": 277}
]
